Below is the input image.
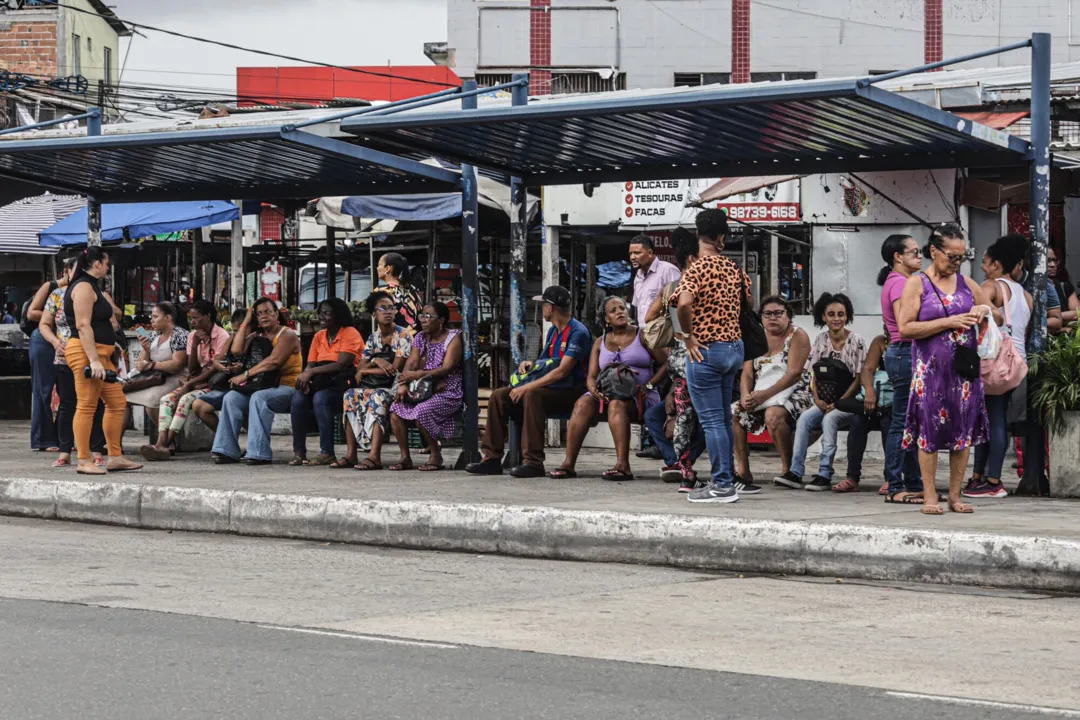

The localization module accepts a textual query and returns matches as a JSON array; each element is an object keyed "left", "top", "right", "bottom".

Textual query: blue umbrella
[{"left": 39, "top": 200, "right": 240, "bottom": 247}]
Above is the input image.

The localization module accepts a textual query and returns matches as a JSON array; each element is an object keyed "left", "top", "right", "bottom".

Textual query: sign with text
[
  {"left": 621, "top": 180, "right": 688, "bottom": 222},
  {"left": 618, "top": 178, "right": 800, "bottom": 226},
  {"left": 714, "top": 180, "right": 800, "bottom": 224}
]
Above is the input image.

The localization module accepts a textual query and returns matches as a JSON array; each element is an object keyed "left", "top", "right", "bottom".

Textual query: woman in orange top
[{"left": 290, "top": 297, "right": 364, "bottom": 466}]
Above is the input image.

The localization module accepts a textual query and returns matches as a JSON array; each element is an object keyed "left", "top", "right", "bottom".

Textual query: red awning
[
  {"left": 699, "top": 175, "right": 802, "bottom": 203},
  {"left": 954, "top": 110, "right": 1029, "bottom": 131}
]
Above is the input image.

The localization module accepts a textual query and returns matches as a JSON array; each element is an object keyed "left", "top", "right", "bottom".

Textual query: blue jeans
[
  {"left": 643, "top": 400, "right": 705, "bottom": 468},
  {"left": 291, "top": 387, "right": 343, "bottom": 457},
  {"left": 791, "top": 405, "right": 853, "bottom": 480},
  {"left": 29, "top": 329, "right": 58, "bottom": 449},
  {"left": 211, "top": 385, "right": 295, "bottom": 462},
  {"left": 685, "top": 340, "right": 743, "bottom": 488},
  {"left": 883, "top": 343, "right": 922, "bottom": 494},
  {"left": 973, "top": 390, "right": 1014, "bottom": 480},
  {"left": 199, "top": 389, "right": 227, "bottom": 410}
]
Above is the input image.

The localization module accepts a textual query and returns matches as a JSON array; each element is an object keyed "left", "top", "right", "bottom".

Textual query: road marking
[
  {"left": 257, "top": 625, "right": 459, "bottom": 649},
  {"left": 887, "top": 691, "right": 1080, "bottom": 717}
]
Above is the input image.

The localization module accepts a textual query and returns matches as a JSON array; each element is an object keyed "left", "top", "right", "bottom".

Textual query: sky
[{"left": 111, "top": 0, "right": 448, "bottom": 94}]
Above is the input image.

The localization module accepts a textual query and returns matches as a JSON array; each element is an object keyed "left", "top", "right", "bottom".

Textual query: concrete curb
[{"left": 2, "top": 477, "right": 1079, "bottom": 592}]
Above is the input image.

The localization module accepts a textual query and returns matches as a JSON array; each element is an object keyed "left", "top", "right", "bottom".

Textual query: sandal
[
  {"left": 832, "top": 477, "right": 859, "bottom": 493},
  {"left": 52, "top": 457, "right": 71, "bottom": 468},
  {"left": 549, "top": 468, "right": 578, "bottom": 479},
  {"left": 287, "top": 456, "right": 306, "bottom": 467},
  {"left": 602, "top": 468, "right": 635, "bottom": 481},
  {"left": 885, "top": 492, "right": 924, "bottom": 504},
  {"left": 949, "top": 501, "right": 974, "bottom": 514},
  {"left": 329, "top": 457, "right": 357, "bottom": 469},
  {"left": 305, "top": 454, "right": 335, "bottom": 467},
  {"left": 388, "top": 462, "right": 414, "bottom": 471},
  {"left": 418, "top": 464, "right": 445, "bottom": 472},
  {"left": 878, "top": 481, "right": 889, "bottom": 496},
  {"left": 920, "top": 504, "right": 944, "bottom": 515},
  {"left": 93, "top": 455, "right": 106, "bottom": 467},
  {"left": 354, "top": 458, "right": 382, "bottom": 471}
]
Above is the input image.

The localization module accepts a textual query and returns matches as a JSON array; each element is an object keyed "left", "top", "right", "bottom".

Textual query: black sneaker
[
  {"left": 773, "top": 471, "right": 803, "bottom": 489},
  {"left": 636, "top": 447, "right": 663, "bottom": 460},
  {"left": 734, "top": 475, "right": 762, "bottom": 495},
  {"left": 465, "top": 457, "right": 504, "bottom": 475},
  {"left": 678, "top": 475, "right": 697, "bottom": 493},
  {"left": 211, "top": 453, "right": 239, "bottom": 465},
  {"left": 804, "top": 475, "right": 832, "bottom": 492}
]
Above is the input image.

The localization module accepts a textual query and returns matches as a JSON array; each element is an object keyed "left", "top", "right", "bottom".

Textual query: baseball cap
[{"left": 533, "top": 285, "right": 571, "bottom": 309}]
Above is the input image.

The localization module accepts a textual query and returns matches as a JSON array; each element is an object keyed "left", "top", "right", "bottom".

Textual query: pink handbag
[{"left": 981, "top": 280, "right": 1028, "bottom": 396}]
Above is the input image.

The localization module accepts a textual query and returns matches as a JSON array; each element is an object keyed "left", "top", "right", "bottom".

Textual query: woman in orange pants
[{"left": 64, "top": 247, "right": 142, "bottom": 476}]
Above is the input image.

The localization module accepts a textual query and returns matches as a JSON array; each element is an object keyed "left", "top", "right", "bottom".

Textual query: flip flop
[
  {"left": 602, "top": 468, "right": 635, "bottom": 481},
  {"left": 418, "top": 464, "right": 444, "bottom": 472},
  {"left": 329, "top": 457, "right": 357, "bottom": 469},
  {"left": 287, "top": 456, "right": 306, "bottom": 467},
  {"left": 305, "top": 454, "right": 336, "bottom": 467},
  {"left": 354, "top": 458, "right": 383, "bottom": 471},
  {"left": 52, "top": 457, "right": 71, "bottom": 468},
  {"left": 949, "top": 502, "right": 974, "bottom": 514},
  {"left": 878, "top": 482, "right": 888, "bottom": 496},
  {"left": 920, "top": 504, "right": 944, "bottom": 515},
  {"left": 139, "top": 445, "right": 171, "bottom": 462},
  {"left": 549, "top": 468, "right": 577, "bottom": 479},
  {"left": 388, "top": 462, "right": 414, "bottom": 471},
  {"left": 885, "top": 492, "right": 924, "bottom": 504},
  {"left": 832, "top": 478, "right": 859, "bottom": 493}
]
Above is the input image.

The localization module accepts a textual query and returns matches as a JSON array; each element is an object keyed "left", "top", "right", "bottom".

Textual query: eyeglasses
[
  {"left": 375, "top": 306, "right": 396, "bottom": 314},
  {"left": 418, "top": 313, "right": 438, "bottom": 320},
  {"left": 761, "top": 310, "right": 787, "bottom": 319},
  {"left": 900, "top": 249, "right": 921, "bottom": 257},
  {"left": 941, "top": 252, "right": 966, "bottom": 264}
]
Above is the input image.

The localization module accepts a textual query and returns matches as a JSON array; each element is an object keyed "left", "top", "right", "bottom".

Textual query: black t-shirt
[{"left": 64, "top": 274, "right": 116, "bottom": 347}]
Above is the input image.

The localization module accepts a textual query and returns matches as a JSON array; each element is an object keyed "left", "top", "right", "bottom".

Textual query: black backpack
[{"left": 596, "top": 361, "right": 639, "bottom": 401}]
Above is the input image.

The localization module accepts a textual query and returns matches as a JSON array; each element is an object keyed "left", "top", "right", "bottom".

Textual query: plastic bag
[{"left": 978, "top": 311, "right": 1003, "bottom": 360}]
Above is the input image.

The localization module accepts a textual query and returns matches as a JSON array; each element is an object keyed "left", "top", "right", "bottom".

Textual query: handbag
[
  {"left": 928, "top": 278, "right": 981, "bottom": 380},
  {"left": 642, "top": 282, "right": 676, "bottom": 351},
  {"left": 360, "top": 350, "right": 397, "bottom": 389},
  {"left": 811, "top": 356, "right": 855, "bottom": 406},
  {"left": 122, "top": 371, "right": 166, "bottom": 393},
  {"left": 306, "top": 360, "right": 356, "bottom": 395},
  {"left": 837, "top": 369, "right": 892, "bottom": 414},
  {"left": 739, "top": 278, "right": 768, "bottom": 362},
  {"left": 233, "top": 334, "right": 280, "bottom": 396},
  {"left": 754, "top": 359, "right": 796, "bottom": 410},
  {"left": 981, "top": 280, "right": 1028, "bottom": 396},
  {"left": 405, "top": 376, "right": 434, "bottom": 404}
]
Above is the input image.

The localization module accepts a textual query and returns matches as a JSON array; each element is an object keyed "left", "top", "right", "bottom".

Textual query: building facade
[{"left": 447, "top": 0, "right": 1080, "bottom": 94}]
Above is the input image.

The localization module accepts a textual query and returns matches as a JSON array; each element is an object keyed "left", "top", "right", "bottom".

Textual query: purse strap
[
  {"left": 995, "top": 278, "right": 1014, "bottom": 332},
  {"left": 927, "top": 275, "right": 955, "bottom": 318}
]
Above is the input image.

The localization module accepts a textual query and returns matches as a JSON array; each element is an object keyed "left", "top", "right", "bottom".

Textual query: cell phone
[{"left": 135, "top": 326, "right": 151, "bottom": 339}]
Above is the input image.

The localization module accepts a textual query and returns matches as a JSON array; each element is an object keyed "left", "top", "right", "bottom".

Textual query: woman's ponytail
[{"left": 878, "top": 234, "right": 913, "bottom": 286}]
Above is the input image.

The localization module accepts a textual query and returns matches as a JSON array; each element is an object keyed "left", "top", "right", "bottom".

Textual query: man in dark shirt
[{"left": 467, "top": 286, "right": 592, "bottom": 478}]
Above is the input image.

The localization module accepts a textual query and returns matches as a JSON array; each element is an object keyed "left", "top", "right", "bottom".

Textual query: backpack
[
  {"left": 233, "top": 333, "right": 280, "bottom": 395},
  {"left": 510, "top": 324, "right": 573, "bottom": 387},
  {"left": 811, "top": 357, "right": 854, "bottom": 406},
  {"left": 596, "top": 362, "right": 640, "bottom": 401}
]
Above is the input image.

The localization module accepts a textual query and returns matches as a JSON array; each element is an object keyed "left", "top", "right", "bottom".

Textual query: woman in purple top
[
  {"left": 551, "top": 296, "right": 667, "bottom": 480},
  {"left": 897, "top": 227, "right": 996, "bottom": 515},
  {"left": 879, "top": 233, "right": 926, "bottom": 501},
  {"left": 389, "top": 301, "right": 463, "bottom": 472}
]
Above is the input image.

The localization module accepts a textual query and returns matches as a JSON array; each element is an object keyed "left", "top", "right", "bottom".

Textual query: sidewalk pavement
[{"left": 2, "top": 420, "right": 1078, "bottom": 591}]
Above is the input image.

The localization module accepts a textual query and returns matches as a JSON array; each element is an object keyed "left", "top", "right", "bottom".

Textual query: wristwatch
[{"left": 645, "top": 382, "right": 655, "bottom": 392}]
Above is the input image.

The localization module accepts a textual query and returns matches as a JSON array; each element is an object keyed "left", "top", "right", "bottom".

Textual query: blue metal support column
[
  {"left": 1020, "top": 32, "right": 1052, "bottom": 496},
  {"left": 456, "top": 80, "right": 482, "bottom": 468},
  {"left": 509, "top": 74, "right": 530, "bottom": 369},
  {"left": 86, "top": 107, "right": 103, "bottom": 248}
]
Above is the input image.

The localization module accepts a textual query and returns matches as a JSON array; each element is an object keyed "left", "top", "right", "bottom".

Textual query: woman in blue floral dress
[
  {"left": 897, "top": 225, "right": 996, "bottom": 515},
  {"left": 340, "top": 291, "right": 412, "bottom": 470}
]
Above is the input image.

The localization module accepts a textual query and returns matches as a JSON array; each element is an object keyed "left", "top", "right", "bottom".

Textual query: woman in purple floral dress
[
  {"left": 897, "top": 225, "right": 996, "bottom": 515},
  {"left": 389, "top": 301, "right": 463, "bottom": 472}
]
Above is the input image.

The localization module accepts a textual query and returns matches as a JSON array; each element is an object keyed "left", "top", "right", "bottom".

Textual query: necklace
[{"left": 607, "top": 328, "right": 636, "bottom": 351}]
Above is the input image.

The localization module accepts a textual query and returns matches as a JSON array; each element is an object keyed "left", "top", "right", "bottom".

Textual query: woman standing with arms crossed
[
  {"left": 64, "top": 247, "right": 142, "bottom": 475},
  {"left": 896, "top": 226, "right": 996, "bottom": 514},
  {"left": 676, "top": 209, "right": 752, "bottom": 504}
]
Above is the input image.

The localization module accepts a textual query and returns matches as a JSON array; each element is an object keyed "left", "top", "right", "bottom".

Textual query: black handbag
[
  {"left": 405, "top": 376, "right": 434, "bottom": 404},
  {"left": 233, "top": 335, "right": 279, "bottom": 396},
  {"left": 739, "top": 279, "right": 768, "bottom": 362},
  {"left": 812, "top": 356, "right": 855, "bottom": 406},
  {"left": 929, "top": 279, "right": 982, "bottom": 380},
  {"left": 360, "top": 350, "right": 397, "bottom": 389},
  {"left": 305, "top": 360, "right": 355, "bottom": 395}
]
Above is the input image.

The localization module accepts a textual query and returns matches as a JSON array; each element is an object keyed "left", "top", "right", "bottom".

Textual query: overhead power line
[{"left": 49, "top": 1, "right": 458, "bottom": 89}]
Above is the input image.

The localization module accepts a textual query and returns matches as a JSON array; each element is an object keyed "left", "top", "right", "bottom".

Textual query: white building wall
[
  {"left": 449, "top": 0, "right": 1080, "bottom": 89},
  {"left": 60, "top": 0, "right": 122, "bottom": 87}
]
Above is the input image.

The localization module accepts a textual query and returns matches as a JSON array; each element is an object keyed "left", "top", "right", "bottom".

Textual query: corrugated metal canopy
[
  {"left": 340, "top": 79, "right": 1031, "bottom": 185},
  {"left": 0, "top": 125, "right": 460, "bottom": 202}
]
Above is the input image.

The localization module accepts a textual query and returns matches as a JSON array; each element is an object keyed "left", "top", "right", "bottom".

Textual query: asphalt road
[{"left": 2, "top": 517, "right": 1079, "bottom": 719}]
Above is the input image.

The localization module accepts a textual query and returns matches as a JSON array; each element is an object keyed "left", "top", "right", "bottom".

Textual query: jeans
[
  {"left": 29, "top": 329, "right": 58, "bottom": 449},
  {"left": 54, "top": 364, "right": 105, "bottom": 454},
  {"left": 291, "top": 387, "right": 343, "bottom": 457},
  {"left": 973, "top": 390, "right": 1014, "bottom": 480},
  {"left": 791, "top": 405, "right": 853, "bottom": 480},
  {"left": 884, "top": 343, "right": 922, "bottom": 494},
  {"left": 643, "top": 401, "right": 705, "bottom": 468},
  {"left": 685, "top": 340, "right": 743, "bottom": 488},
  {"left": 845, "top": 406, "right": 890, "bottom": 481},
  {"left": 211, "top": 385, "right": 296, "bottom": 462},
  {"left": 199, "top": 389, "right": 227, "bottom": 410}
]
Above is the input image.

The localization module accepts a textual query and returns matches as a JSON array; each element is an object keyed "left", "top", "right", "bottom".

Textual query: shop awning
[
  {"left": 698, "top": 175, "right": 803, "bottom": 203},
  {"left": 341, "top": 79, "right": 1031, "bottom": 184},
  {"left": 0, "top": 193, "right": 85, "bottom": 255},
  {"left": 953, "top": 110, "right": 1029, "bottom": 130},
  {"left": 39, "top": 200, "right": 240, "bottom": 247}
]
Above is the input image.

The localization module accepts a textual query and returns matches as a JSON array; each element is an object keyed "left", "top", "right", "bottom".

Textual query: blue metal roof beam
[
  {"left": 340, "top": 79, "right": 1030, "bottom": 185},
  {"left": 0, "top": 124, "right": 462, "bottom": 202}
]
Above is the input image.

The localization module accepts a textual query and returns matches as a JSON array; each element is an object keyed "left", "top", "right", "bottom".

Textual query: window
[
  {"left": 87, "top": 36, "right": 93, "bottom": 54},
  {"left": 475, "top": 72, "right": 626, "bottom": 95},
  {"left": 103, "top": 46, "right": 113, "bottom": 85},
  {"left": 674, "top": 71, "right": 816, "bottom": 87},
  {"left": 71, "top": 34, "right": 81, "bottom": 74}
]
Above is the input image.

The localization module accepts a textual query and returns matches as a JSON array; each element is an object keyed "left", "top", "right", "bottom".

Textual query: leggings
[
  {"left": 158, "top": 387, "right": 209, "bottom": 435},
  {"left": 65, "top": 339, "right": 126, "bottom": 460},
  {"left": 55, "top": 364, "right": 106, "bottom": 455}
]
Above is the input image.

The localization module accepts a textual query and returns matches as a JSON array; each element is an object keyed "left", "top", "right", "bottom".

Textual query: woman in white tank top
[{"left": 967, "top": 237, "right": 1034, "bottom": 498}]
